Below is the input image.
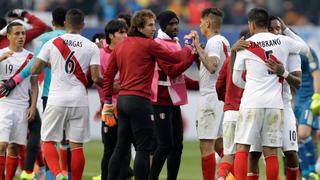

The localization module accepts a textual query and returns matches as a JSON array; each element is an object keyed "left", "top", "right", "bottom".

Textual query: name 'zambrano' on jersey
[
  {"left": 234, "top": 32, "right": 306, "bottom": 109},
  {"left": 200, "top": 34, "right": 230, "bottom": 96},
  {"left": 37, "top": 33, "right": 100, "bottom": 107}
]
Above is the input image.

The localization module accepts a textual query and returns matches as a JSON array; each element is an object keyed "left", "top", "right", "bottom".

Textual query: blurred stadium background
[{"left": 2, "top": 0, "right": 319, "bottom": 179}]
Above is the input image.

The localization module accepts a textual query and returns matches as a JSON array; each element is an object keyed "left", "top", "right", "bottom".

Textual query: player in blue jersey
[
  {"left": 294, "top": 46, "right": 320, "bottom": 179},
  {"left": 0, "top": 7, "right": 68, "bottom": 180}
]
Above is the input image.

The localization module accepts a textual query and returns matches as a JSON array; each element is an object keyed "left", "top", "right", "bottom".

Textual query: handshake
[
  {"left": 7, "top": 9, "right": 27, "bottom": 19},
  {"left": 184, "top": 30, "right": 203, "bottom": 54}
]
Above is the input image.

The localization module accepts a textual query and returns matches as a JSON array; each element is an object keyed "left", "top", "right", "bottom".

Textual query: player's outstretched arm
[
  {"left": 278, "top": 17, "right": 310, "bottom": 56},
  {"left": 27, "top": 75, "right": 38, "bottom": 122},
  {"left": 232, "top": 69, "right": 245, "bottom": 88},
  {"left": 192, "top": 32, "right": 220, "bottom": 74},
  {"left": 265, "top": 59, "right": 301, "bottom": 89},
  {"left": 229, "top": 37, "right": 250, "bottom": 73},
  {"left": 90, "top": 65, "right": 103, "bottom": 87},
  {"left": 30, "top": 58, "right": 47, "bottom": 75}
]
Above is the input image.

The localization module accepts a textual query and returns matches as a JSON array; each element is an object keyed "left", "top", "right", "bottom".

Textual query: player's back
[
  {"left": 0, "top": 48, "right": 32, "bottom": 109},
  {"left": 200, "top": 34, "right": 230, "bottom": 96},
  {"left": 235, "top": 32, "right": 302, "bottom": 109},
  {"left": 39, "top": 33, "right": 99, "bottom": 107}
]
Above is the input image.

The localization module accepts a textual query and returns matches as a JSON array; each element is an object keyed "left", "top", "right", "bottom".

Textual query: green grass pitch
[{"left": 83, "top": 140, "right": 285, "bottom": 180}]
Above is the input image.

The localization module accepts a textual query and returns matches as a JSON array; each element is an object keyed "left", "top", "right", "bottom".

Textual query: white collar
[{"left": 156, "top": 29, "right": 179, "bottom": 41}]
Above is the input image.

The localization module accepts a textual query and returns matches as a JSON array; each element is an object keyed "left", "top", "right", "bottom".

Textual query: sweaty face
[
  {"left": 139, "top": 18, "right": 156, "bottom": 39},
  {"left": 269, "top": 19, "right": 282, "bottom": 35},
  {"left": 164, "top": 18, "right": 179, "bottom": 38},
  {"left": 111, "top": 29, "right": 127, "bottom": 45},
  {"left": 7, "top": 25, "right": 25, "bottom": 49}
]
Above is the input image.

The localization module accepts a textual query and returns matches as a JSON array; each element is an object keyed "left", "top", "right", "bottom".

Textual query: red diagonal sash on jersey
[
  {"left": 13, "top": 53, "right": 33, "bottom": 77},
  {"left": 245, "top": 41, "right": 284, "bottom": 83},
  {"left": 222, "top": 42, "right": 229, "bottom": 59},
  {"left": 52, "top": 37, "right": 88, "bottom": 88}
]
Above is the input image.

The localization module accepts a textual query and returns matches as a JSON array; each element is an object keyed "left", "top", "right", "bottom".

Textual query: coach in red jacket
[{"left": 102, "top": 9, "right": 196, "bottom": 180}]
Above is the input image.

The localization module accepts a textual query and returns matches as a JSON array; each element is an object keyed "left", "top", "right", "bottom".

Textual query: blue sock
[
  {"left": 299, "top": 140, "right": 310, "bottom": 178},
  {"left": 304, "top": 136, "right": 317, "bottom": 173},
  {"left": 46, "top": 170, "right": 54, "bottom": 180}
]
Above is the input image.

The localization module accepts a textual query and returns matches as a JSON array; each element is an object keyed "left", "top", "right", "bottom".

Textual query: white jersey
[
  {"left": 234, "top": 32, "right": 306, "bottom": 109},
  {"left": 199, "top": 34, "right": 230, "bottom": 96},
  {"left": 283, "top": 54, "right": 301, "bottom": 104},
  {"left": 0, "top": 48, "right": 32, "bottom": 109},
  {"left": 37, "top": 33, "right": 100, "bottom": 107}
]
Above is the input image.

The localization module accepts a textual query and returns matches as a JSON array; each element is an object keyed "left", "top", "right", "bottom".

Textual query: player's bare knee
[
  {"left": 262, "top": 146, "right": 277, "bottom": 157},
  {"left": 249, "top": 151, "right": 262, "bottom": 162},
  {"left": 69, "top": 141, "right": 83, "bottom": 149},
  {"left": 0, "top": 142, "right": 8, "bottom": 155},
  {"left": 7, "top": 143, "right": 20, "bottom": 156},
  {"left": 200, "top": 139, "right": 214, "bottom": 156},
  {"left": 236, "top": 143, "right": 250, "bottom": 152},
  {"left": 284, "top": 151, "right": 299, "bottom": 167}
]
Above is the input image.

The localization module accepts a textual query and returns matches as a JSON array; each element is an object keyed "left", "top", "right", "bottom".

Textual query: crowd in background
[{"left": 1, "top": 0, "right": 320, "bottom": 26}]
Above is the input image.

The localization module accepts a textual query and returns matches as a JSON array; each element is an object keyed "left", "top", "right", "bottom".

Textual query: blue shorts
[{"left": 294, "top": 99, "right": 319, "bottom": 129}]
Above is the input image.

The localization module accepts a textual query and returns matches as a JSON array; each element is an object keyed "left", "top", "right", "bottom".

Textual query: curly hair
[{"left": 128, "top": 9, "right": 155, "bottom": 36}]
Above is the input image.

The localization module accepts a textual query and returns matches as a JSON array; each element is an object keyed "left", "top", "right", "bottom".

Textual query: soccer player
[
  {"left": 94, "top": 19, "right": 130, "bottom": 180},
  {"left": 232, "top": 8, "right": 309, "bottom": 180},
  {"left": 0, "top": 22, "right": 36, "bottom": 180},
  {"left": 216, "top": 30, "right": 250, "bottom": 180},
  {"left": 192, "top": 7, "right": 230, "bottom": 180},
  {"left": 0, "top": 7, "right": 68, "bottom": 180},
  {"left": 30, "top": 9, "right": 103, "bottom": 180},
  {"left": 102, "top": 9, "right": 196, "bottom": 180},
  {"left": 149, "top": 10, "right": 198, "bottom": 180},
  {"left": 248, "top": 16, "right": 304, "bottom": 180},
  {"left": 292, "top": 27, "right": 320, "bottom": 180}
]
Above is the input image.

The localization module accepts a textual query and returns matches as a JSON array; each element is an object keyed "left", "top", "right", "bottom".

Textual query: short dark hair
[
  {"left": 248, "top": 8, "right": 269, "bottom": 28},
  {"left": 201, "top": 8, "right": 223, "bottom": 28},
  {"left": 52, "top": 7, "right": 67, "bottom": 27},
  {"left": 201, "top": 8, "right": 224, "bottom": 19},
  {"left": 0, "top": 17, "right": 7, "bottom": 30},
  {"left": 65, "top": 8, "right": 84, "bottom": 28},
  {"left": 105, "top": 20, "right": 128, "bottom": 44},
  {"left": 117, "top": 13, "right": 132, "bottom": 27},
  {"left": 7, "top": 22, "right": 23, "bottom": 34},
  {"left": 129, "top": 9, "right": 156, "bottom": 36},
  {"left": 269, "top": 15, "right": 278, "bottom": 21}
]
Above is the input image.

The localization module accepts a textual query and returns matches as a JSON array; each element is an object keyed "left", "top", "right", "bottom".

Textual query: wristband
[
  {"left": 281, "top": 70, "right": 289, "bottom": 78},
  {"left": 103, "top": 98, "right": 112, "bottom": 104}
]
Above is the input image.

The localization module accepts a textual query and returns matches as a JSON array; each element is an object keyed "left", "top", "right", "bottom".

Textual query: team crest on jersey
[
  {"left": 159, "top": 113, "right": 165, "bottom": 120},
  {"left": 104, "top": 126, "right": 108, "bottom": 133}
]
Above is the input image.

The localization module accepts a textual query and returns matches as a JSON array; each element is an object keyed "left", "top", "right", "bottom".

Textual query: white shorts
[
  {"left": 250, "top": 105, "right": 298, "bottom": 152},
  {"left": 196, "top": 94, "right": 223, "bottom": 139},
  {"left": 222, "top": 111, "right": 239, "bottom": 155},
  {"left": 0, "top": 108, "right": 28, "bottom": 145},
  {"left": 235, "top": 108, "right": 283, "bottom": 148},
  {"left": 41, "top": 105, "right": 90, "bottom": 143}
]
